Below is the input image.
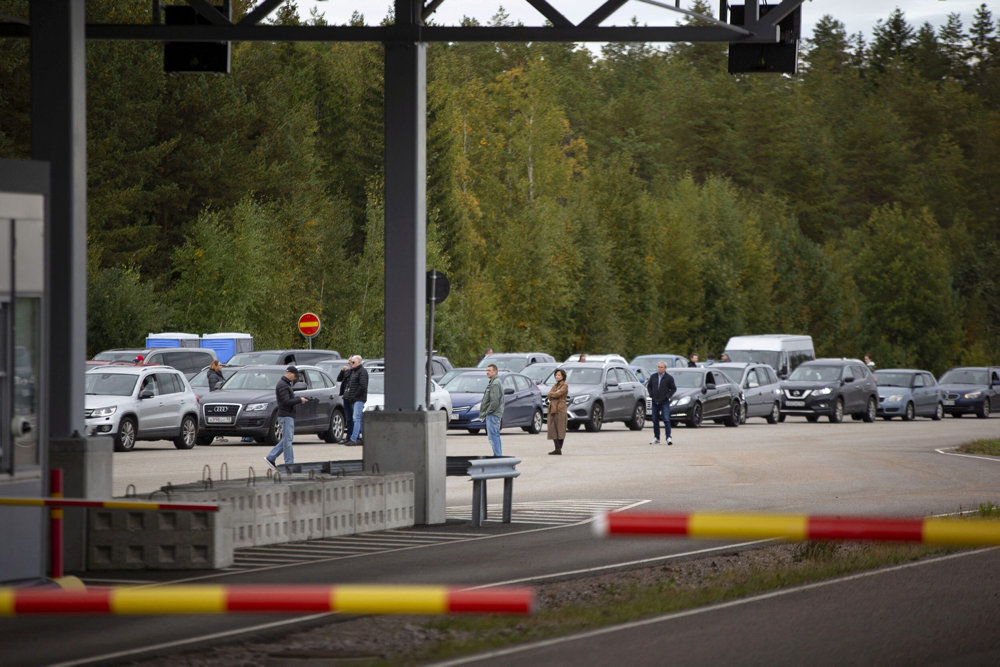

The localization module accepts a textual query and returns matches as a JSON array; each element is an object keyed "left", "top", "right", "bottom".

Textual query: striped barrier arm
[
  {"left": 0, "top": 497, "right": 219, "bottom": 512},
  {"left": 0, "top": 585, "right": 534, "bottom": 616},
  {"left": 594, "top": 511, "right": 1000, "bottom": 547}
]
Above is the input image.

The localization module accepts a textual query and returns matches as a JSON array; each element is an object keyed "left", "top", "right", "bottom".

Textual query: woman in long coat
[{"left": 546, "top": 368, "right": 568, "bottom": 455}]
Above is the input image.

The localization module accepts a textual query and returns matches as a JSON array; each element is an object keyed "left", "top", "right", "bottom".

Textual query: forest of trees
[{"left": 1, "top": 1, "right": 998, "bottom": 374}]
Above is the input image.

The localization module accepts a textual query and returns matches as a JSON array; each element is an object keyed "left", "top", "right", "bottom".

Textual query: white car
[
  {"left": 85, "top": 365, "right": 200, "bottom": 451},
  {"left": 364, "top": 372, "right": 453, "bottom": 416}
]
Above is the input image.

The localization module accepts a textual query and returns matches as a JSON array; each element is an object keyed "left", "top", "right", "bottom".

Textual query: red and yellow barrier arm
[
  {"left": 0, "top": 497, "right": 218, "bottom": 512},
  {"left": 0, "top": 585, "right": 534, "bottom": 616},
  {"left": 595, "top": 511, "right": 1000, "bottom": 547}
]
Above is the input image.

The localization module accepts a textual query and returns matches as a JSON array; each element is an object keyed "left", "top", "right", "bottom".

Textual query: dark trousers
[
  {"left": 651, "top": 402, "right": 671, "bottom": 440},
  {"left": 343, "top": 399, "right": 354, "bottom": 439}
]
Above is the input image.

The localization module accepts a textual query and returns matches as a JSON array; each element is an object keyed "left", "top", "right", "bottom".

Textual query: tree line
[{"left": 1, "top": 1, "right": 997, "bottom": 374}]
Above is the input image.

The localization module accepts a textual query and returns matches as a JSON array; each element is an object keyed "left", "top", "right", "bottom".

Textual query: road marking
[{"left": 936, "top": 447, "right": 1000, "bottom": 463}]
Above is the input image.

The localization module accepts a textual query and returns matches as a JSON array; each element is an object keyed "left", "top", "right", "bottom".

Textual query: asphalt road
[{"left": 4, "top": 415, "right": 999, "bottom": 665}]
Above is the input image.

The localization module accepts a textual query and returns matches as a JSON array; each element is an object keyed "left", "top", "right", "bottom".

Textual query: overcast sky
[{"left": 288, "top": 1, "right": 991, "bottom": 40}]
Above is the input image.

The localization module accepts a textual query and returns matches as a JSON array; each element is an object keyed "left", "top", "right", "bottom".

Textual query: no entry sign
[{"left": 297, "top": 312, "right": 321, "bottom": 338}]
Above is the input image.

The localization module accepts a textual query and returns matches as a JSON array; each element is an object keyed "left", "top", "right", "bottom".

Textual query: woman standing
[
  {"left": 207, "top": 359, "right": 226, "bottom": 392},
  {"left": 546, "top": 368, "right": 568, "bottom": 455}
]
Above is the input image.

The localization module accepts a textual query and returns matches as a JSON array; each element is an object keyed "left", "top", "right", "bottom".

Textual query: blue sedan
[
  {"left": 445, "top": 370, "right": 544, "bottom": 434},
  {"left": 874, "top": 369, "right": 944, "bottom": 421}
]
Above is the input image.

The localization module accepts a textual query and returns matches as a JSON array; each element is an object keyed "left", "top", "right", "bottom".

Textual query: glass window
[
  {"left": 513, "top": 375, "right": 530, "bottom": 391},
  {"left": 501, "top": 375, "right": 516, "bottom": 391}
]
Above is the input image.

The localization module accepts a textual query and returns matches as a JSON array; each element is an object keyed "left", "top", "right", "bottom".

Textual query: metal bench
[{"left": 447, "top": 455, "right": 521, "bottom": 527}]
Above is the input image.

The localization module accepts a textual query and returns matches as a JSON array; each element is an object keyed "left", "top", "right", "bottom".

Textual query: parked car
[
  {"left": 563, "top": 353, "right": 629, "bottom": 365},
  {"left": 477, "top": 352, "right": 555, "bottom": 372},
  {"left": 94, "top": 347, "right": 218, "bottom": 379},
  {"left": 780, "top": 358, "right": 877, "bottom": 423},
  {"left": 937, "top": 366, "right": 1000, "bottom": 418},
  {"left": 539, "top": 362, "right": 646, "bottom": 432},
  {"left": 364, "top": 372, "right": 453, "bottom": 415},
  {"left": 653, "top": 367, "right": 741, "bottom": 428},
  {"left": 874, "top": 369, "right": 944, "bottom": 421},
  {"left": 361, "top": 355, "right": 454, "bottom": 382},
  {"left": 196, "top": 365, "right": 345, "bottom": 446},
  {"left": 723, "top": 334, "right": 815, "bottom": 379},
  {"left": 445, "top": 369, "right": 544, "bottom": 434},
  {"left": 630, "top": 354, "right": 689, "bottom": 376},
  {"left": 521, "top": 361, "right": 561, "bottom": 389},
  {"left": 438, "top": 367, "right": 479, "bottom": 387},
  {"left": 227, "top": 349, "right": 341, "bottom": 366},
  {"left": 712, "top": 362, "right": 782, "bottom": 424},
  {"left": 84, "top": 365, "right": 200, "bottom": 451},
  {"left": 187, "top": 366, "right": 237, "bottom": 399}
]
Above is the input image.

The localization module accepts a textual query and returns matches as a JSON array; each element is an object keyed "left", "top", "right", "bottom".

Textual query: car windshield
[
  {"left": 368, "top": 374, "right": 385, "bottom": 394},
  {"left": 939, "top": 369, "right": 987, "bottom": 385},
  {"left": 713, "top": 368, "right": 743, "bottom": 385},
  {"left": 85, "top": 372, "right": 138, "bottom": 396},
  {"left": 555, "top": 368, "right": 603, "bottom": 385},
  {"left": 723, "top": 350, "right": 780, "bottom": 369},
  {"left": 478, "top": 356, "right": 528, "bottom": 371},
  {"left": 222, "top": 368, "right": 286, "bottom": 390},
  {"left": 189, "top": 369, "right": 208, "bottom": 387},
  {"left": 227, "top": 352, "right": 281, "bottom": 366},
  {"left": 874, "top": 372, "right": 913, "bottom": 387},
  {"left": 789, "top": 365, "right": 841, "bottom": 382},
  {"left": 522, "top": 364, "right": 557, "bottom": 383},
  {"left": 630, "top": 356, "right": 676, "bottom": 373},
  {"left": 93, "top": 350, "right": 141, "bottom": 362},
  {"left": 671, "top": 371, "right": 705, "bottom": 388},
  {"left": 448, "top": 374, "right": 491, "bottom": 393}
]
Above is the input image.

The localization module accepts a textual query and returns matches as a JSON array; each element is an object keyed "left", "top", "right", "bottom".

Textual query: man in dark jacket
[
  {"left": 264, "top": 365, "right": 308, "bottom": 471},
  {"left": 337, "top": 355, "right": 369, "bottom": 445},
  {"left": 647, "top": 361, "right": 677, "bottom": 446}
]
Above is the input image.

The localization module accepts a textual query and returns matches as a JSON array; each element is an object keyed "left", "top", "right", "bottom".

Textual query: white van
[{"left": 723, "top": 334, "right": 815, "bottom": 379}]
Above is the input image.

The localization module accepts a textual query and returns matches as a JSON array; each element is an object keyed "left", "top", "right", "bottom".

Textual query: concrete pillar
[
  {"left": 48, "top": 436, "right": 113, "bottom": 571},
  {"left": 363, "top": 410, "right": 445, "bottom": 525}
]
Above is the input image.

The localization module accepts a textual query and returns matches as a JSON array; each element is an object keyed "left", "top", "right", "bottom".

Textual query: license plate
[
  {"left": 785, "top": 400, "right": 805, "bottom": 407},
  {"left": 943, "top": 400, "right": 955, "bottom": 406},
  {"left": 206, "top": 416, "right": 233, "bottom": 424}
]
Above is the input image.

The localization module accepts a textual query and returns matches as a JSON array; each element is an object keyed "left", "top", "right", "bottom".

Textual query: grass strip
[{"left": 957, "top": 438, "right": 1000, "bottom": 456}]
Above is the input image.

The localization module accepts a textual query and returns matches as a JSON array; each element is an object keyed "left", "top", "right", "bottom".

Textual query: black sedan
[
  {"left": 938, "top": 366, "right": 1000, "bottom": 418},
  {"left": 196, "top": 365, "right": 345, "bottom": 446},
  {"left": 664, "top": 368, "right": 742, "bottom": 428}
]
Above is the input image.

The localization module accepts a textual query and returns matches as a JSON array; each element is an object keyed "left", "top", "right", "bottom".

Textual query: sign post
[
  {"left": 426, "top": 271, "right": 450, "bottom": 408},
  {"left": 297, "top": 312, "right": 321, "bottom": 349}
]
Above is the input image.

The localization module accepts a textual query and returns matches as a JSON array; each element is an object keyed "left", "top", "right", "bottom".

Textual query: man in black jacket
[
  {"left": 337, "top": 355, "right": 369, "bottom": 445},
  {"left": 647, "top": 361, "right": 677, "bottom": 446},
  {"left": 264, "top": 365, "right": 308, "bottom": 471}
]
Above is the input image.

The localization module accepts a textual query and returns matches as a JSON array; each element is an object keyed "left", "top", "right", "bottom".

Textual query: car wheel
[
  {"left": 723, "top": 400, "right": 740, "bottom": 427},
  {"left": 829, "top": 399, "right": 844, "bottom": 423},
  {"left": 903, "top": 402, "right": 915, "bottom": 422},
  {"left": 196, "top": 433, "right": 214, "bottom": 446},
  {"left": 323, "top": 408, "right": 345, "bottom": 443},
  {"left": 625, "top": 402, "right": 645, "bottom": 430},
  {"left": 468, "top": 428, "right": 481, "bottom": 435},
  {"left": 863, "top": 396, "right": 877, "bottom": 422},
  {"left": 584, "top": 403, "right": 604, "bottom": 432},
  {"left": 266, "top": 413, "right": 282, "bottom": 447},
  {"left": 114, "top": 417, "right": 137, "bottom": 452},
  {"left": 932, "top": 402, "right": 944, "bottom": 421},
  {"left": 766, "top": 401, "right": 780, "bottom": 424},
  {"left": 687, "top": 403, "right": 702, "bottom": 428},
  {"left": 173, "top": 415, "right": 197, "bottom": 450},
  {"left": 739, "top": 401, "right": 747, "bottom": 425},
  {"left": 976, "top": 398, "right": 990, "bottom": 419},
  {"left": 778, "top": 413, "right": 786, "bottom": 422},
  {"left": 524, "top": 409, "right": 543, "bottom": 434}
]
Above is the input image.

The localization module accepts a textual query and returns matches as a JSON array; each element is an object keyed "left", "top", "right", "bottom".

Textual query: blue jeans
[
  {"left": 267, "top": 416, "right": 295, "bottom": 464},
  {"left": 349, "top": 400, "right": 365, "bottom": 442},
  {"left": 651, "top": 402, "right": 671, "bottom": 440},
  {"left": 484, "top": 414, "right": 502, "bottom": 456}
]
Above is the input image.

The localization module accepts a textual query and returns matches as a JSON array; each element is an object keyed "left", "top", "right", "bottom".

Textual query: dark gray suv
[
  {"left": 540, "top": 362, "right": 646, "bottom": 432},
  {"left": 780, "top": 358, "right": 878, "bottom": 423}
]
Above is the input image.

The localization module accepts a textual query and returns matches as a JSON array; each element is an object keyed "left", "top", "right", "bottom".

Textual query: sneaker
[
  {"left": 667, "top": 437, "right": 673, "bottom": 446},
  {"left": 263, "top": 457, "right": 278, "bottom": 472},
  {"left": 649, "top": 438, "right": 659, "bottom": 445}
]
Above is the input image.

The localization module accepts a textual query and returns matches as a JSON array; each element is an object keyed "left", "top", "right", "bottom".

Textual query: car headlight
[
  {"left": 245, "top": 403, "right": 269, "bottom": 412},
  {"left": 470, "top": 402, "right": 481, "bottom": 412},
  {"left": 90, "top": 405, "right": 117, "bottom": 417},
  {"left": 570, "top": 394, "right": 590, "bottom": 405},
  {"left": 673, "top": 396, "right": 691, "bottom": 407},
  {"left": 963, "top": 391, "right": 982, "bottom": 399},
  {"left": 887, "top": 394, "right": 904, "bottom": 403},
  {"left": 814, "top": 387, "right": 833, "bottom": 396}
]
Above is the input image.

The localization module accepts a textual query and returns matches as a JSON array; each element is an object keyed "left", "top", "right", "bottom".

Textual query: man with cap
[
  {"left": 264, "top": 365, "right": 308, "bottom": 471},
  {"left": 133, "top": 354, "right": 144, "bottom": 365}
]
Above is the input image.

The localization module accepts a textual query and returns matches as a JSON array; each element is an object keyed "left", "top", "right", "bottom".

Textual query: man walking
[
  {"left": 481, "top": 363, "right": 505, "bottom": 456},
  {"left": 264, "top": 366, "right": 308, "bottom": 471},
  {"left": 647, "top": 361, "right": 676, "bottom": 446},
  {"left": 337, "top": 355, "right": 369, "bottom": 445}
]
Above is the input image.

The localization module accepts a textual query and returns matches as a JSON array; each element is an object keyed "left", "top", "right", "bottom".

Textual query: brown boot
[{"left": 549, "top": 439, "right": 562, "bottom": 455}]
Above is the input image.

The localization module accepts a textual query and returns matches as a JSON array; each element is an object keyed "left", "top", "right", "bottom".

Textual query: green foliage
[{"left": 86, "top": 252, "right": 165, "bottom": 356}]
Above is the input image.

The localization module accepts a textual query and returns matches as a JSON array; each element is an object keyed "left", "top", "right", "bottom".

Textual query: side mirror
[
  {"left": 844, "top": 377, "right": 854, "bottom": 383},
  {"left": 747, "top": 380, "right": 759, "bottom": 389},
  {"left": 504, "top": 387, "right": 515, "bottom": 395},
  {"left": 139, "top": 389, "right": 154, "bottom": 399},
  {"left": 704, "top": 383, "right": 715, "bottom": 392},
  {"left": 292, "top": 382, "right": 308, "bottom": 391},
  {"left": 606, "top": 378, "right": 619, "bottom": 388}
]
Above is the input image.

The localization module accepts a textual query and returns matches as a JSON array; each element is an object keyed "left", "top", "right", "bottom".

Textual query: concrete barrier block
[
  {"left": 88, "top": 507, "right": 231, "bottom": 570},
  {"left": 353, "top": 476, "right": 386, "bottom": 533},
  {"left": 167, "top": 483, "right": 257, "bottom": 551},
  {"left": 321, "top": 477, "right": 357, "bottom": 537},
  {"left": 384, "top": 473, "right": 415, "bottom": 529},
  {"left": 254, "top": 483, "right": 290, "bottom": 546},
  {"left": 288, "top": 480, "right": 325, "bottom": 542}
]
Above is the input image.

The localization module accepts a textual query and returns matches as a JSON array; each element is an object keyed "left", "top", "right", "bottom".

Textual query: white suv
[{"left": 85, "top": 365, "right": 200, "bottom": 451}]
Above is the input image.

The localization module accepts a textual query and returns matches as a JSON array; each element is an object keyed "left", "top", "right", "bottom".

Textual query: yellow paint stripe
[
  {"left": 333, "top": 586, "right": 449, "bottom": 614},
  {"left": 111, "top": 586, "right": 227, "bottom": 614},
  {"left": 103, "top": 501, "right": 160, "bottom": 511},
  {"left": 923, "top": 518, "right": 1000, "bottom": 546},
  {"left": 689, "top": 512, "right": 808, "bottom": 541},
  {"left": 0, "top": 589, "right": 14, "bottom": 616}
]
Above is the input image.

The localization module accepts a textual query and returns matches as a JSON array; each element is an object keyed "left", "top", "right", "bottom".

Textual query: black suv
[{"left": 780, "top": 358, "right": 877, "bottom": 423}]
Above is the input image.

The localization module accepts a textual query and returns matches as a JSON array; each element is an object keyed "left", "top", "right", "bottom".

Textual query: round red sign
[{"left": 297, "top": 312, "right": 321, "bottom": 338}]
